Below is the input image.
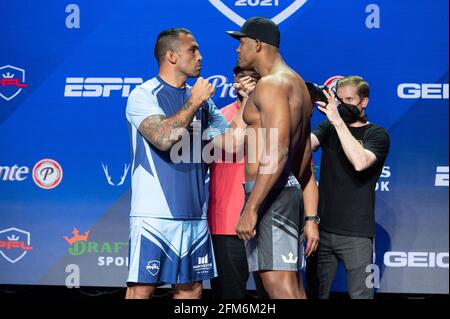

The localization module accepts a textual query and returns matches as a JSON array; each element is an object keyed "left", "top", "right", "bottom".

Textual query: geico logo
[
  {"left": 0, "top": 165, "right": 29, "bottom": 181},
  {"left": 64, "top": 77, "right": 143, "bottom": 97},
  {"left": 206, "top": 75, "right": 237, "bottom": 99},
  {"left": 435, "top": 166, "right": 449, "bottom": 187},
  {"left": 384, "top": 252, "right": 449, "bottom": 268},
  {"left": 397, "top": 83, "right": 449, "bottom": 99}
]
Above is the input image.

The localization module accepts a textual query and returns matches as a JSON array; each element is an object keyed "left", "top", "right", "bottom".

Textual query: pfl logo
[
  {"left": 208, "top": 0, "right": 308, "bottom": 26},
  {"left": 0, "top": 227, "right": 33, "bottom": 263},
  {"left": 146, "top": 260, "right": 160, "bottom": 276},
  {"left": 0, "top": 65, "right": 29, "bottom": 101},
  {"left": 32, "top": 159, "right": 63, "bottom": 190}
]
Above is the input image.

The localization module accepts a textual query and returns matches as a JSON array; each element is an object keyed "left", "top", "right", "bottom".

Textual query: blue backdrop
[{"left": 0, "top": 0, "right": 448, "bottom": 294}]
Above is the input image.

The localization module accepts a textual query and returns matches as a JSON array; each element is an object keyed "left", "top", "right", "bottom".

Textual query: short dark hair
[
  {"left": 337, "top": 75, "right": 370, "bottom": 98},
  {"left": 233, "top": 64, "right": 244, "bottom": 75},
  {"left": 154, "top": 28, "right": 193, "bottom": 65},
  {"left": 233, "top": 64, "right": 259, "bottom": 78}
]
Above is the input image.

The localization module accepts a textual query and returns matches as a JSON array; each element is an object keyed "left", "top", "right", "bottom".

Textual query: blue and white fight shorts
[{"left": 127, "top": 217, "right": 218, "bottom": 285}]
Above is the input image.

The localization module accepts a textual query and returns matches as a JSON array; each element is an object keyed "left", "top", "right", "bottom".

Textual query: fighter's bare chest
[{"left": 243, "top": 98, "right": 261, "bottom": 127}]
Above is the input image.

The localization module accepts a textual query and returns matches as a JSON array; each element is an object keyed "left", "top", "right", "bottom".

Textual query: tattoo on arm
[{"left": 139, "top": 99, "right": 198, "bottom": 151}]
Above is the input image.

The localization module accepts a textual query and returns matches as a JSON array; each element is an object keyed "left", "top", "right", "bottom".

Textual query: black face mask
[
  {"left": 337, "top": 102, "right": 368, "bottom": 124},
  {"left": 334, "top": 93, "right": 368, "bottom": 124}
]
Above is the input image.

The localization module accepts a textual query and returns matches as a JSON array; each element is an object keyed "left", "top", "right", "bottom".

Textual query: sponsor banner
[{"left": 0, "top": 0, "right": 447, "bottom": 294}]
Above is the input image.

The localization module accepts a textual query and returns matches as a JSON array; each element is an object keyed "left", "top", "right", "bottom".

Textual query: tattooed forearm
[{"left": 139, "top": 99, "right": 198, "bottom": 151}]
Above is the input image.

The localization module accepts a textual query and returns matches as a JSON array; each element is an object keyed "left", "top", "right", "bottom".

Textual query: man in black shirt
[{"left": 311, "top": 76, "right": 390, "bottom": 299}]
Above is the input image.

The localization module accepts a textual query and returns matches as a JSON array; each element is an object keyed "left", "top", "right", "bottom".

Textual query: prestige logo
[
  {"left": 32, "top": 159, "right": 63, "bottom": 190},
  {"left": 0, "top": 159, "right": 63, "bottom": 190},
  {"left": 208, "top": 0, "right": 307, "bottom": 26}
]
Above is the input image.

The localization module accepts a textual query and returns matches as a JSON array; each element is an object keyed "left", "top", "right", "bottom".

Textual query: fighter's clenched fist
[{"left": 190, "top": 77, "right": 215, "bottom": 106}]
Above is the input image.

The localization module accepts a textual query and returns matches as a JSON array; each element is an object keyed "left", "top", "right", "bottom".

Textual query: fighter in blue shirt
[{"left": 125, "top": 28, "right": 229, "bottom": 299}]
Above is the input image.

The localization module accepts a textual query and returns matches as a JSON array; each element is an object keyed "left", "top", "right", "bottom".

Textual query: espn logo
[{"left": 64, "top": 77, "right": 143, "bottom": 97}]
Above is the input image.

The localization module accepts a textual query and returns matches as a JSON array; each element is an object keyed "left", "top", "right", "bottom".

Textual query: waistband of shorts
[{"left": 243, "top": 173, "right": 300, "bottom": 194}]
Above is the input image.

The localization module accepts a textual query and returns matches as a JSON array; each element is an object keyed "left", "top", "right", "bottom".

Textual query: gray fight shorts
[{"left": 243, "top": 174, "right": 305, "bottom": 272}]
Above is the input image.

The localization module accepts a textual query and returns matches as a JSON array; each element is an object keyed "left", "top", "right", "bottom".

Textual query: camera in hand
[{"left": 305, "top": 82, "right": 330, "bottom": 104}]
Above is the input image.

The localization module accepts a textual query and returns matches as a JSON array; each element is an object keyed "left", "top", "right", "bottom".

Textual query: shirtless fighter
[{"left": 227, "top": 17, "right": 319, "bottom": 299}]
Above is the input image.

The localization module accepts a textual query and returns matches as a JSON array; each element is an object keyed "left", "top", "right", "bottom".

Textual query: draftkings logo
[{"left": 64, "top": 226, "right": 128, "bottom": 267}]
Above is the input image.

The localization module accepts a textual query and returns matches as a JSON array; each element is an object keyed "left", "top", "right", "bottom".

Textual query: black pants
[
  {"left": 211, "top": 235, "right": 268, "bottom": 299},
  {"left": 315, "top": 230, "right": 374, "bottom": 299},
  {"left": 210, "top": 235, "right": 249, "bottom": 299}
]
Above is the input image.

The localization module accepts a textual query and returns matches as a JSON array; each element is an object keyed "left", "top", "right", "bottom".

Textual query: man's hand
[
  {"left": 315, "top": 89, "right": 344, "bottom": 126},
  {"left": 229, "top": 100, "right": 246, "bottom": 130},
  {"left": 190, "top": 77, "right": 215, "bottom": 106},
  {"left": 236, "top": 206, "right": 258, "bottom": 241},
  {"left": 230, "top": 75, "right": 257, "bottom": 129},
  {"left": 233, "top": 75, "right": 257, "bottom": 99},
  {"left": 304, "top": 220, "right": 319, "bottom": 258}
]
